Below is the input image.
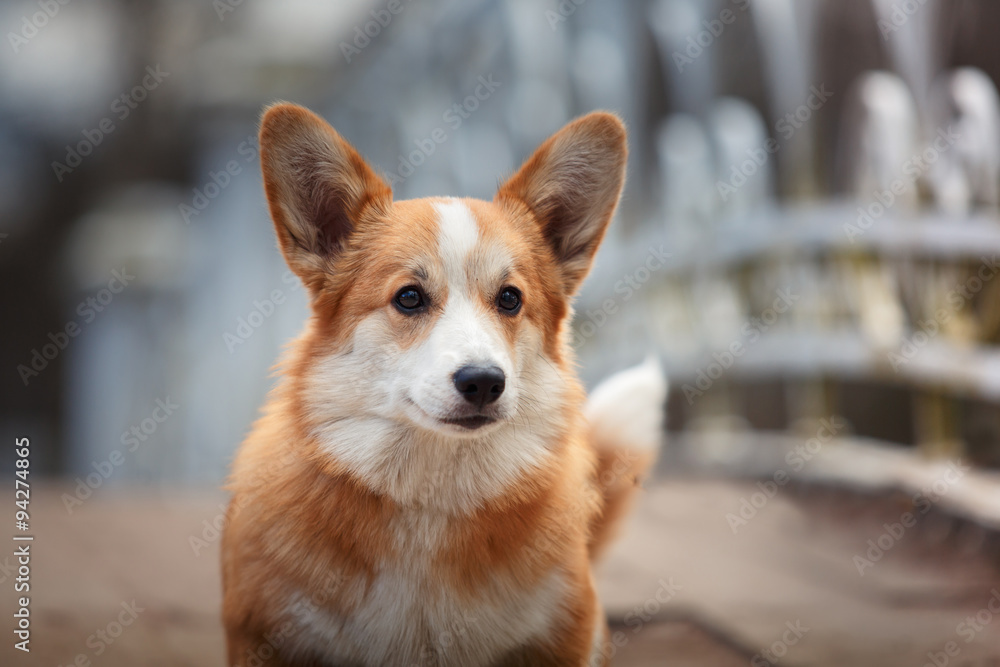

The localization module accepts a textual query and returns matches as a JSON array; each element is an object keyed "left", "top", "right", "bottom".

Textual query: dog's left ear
[{"left": 496, "top": 112, "right": 627, "bottom": 296}]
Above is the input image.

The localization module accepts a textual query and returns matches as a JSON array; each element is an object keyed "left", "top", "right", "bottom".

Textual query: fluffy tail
[{"left": 585, "top": 356, "right": 667, "bottom": 561}]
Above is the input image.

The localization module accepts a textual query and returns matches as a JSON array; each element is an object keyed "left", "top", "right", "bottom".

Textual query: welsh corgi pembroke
[{"left": 221, "top": 103, "right": 667, "bottom": 666}]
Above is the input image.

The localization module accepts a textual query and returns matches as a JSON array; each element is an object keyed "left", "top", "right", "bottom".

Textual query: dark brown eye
[
  {"left": 497, "top": 287, "right": 522, "bottom": 314},
  {"left": 394, "top": 287, "right": 425, "bottom": 313}
]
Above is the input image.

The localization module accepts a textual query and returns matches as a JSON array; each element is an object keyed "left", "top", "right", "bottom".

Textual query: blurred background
[{"left": 5, "top": 0, "right": 1000, "bottom": 665}]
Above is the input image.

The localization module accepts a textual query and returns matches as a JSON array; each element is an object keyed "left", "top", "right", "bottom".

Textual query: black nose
[{"left": 453, "top": 365, "right": 505, "bottom": 408}]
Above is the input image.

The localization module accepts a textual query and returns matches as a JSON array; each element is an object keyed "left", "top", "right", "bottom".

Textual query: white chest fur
[{"left": 282, "top": 510, "right": 569, "bottom": 666}]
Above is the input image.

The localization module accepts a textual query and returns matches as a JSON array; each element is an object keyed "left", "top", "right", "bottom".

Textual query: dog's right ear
[{"left": 259, "top": 103, "right": 392, "bottom": 294}]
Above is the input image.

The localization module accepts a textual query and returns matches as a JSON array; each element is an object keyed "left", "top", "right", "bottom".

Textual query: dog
[{"left": 221, "top": 103, "right": 667, "bottom": 666}]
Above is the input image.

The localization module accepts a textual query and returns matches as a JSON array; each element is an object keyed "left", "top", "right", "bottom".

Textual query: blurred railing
[{"left": 6, "top": 0, "right": 1000, "bottom": 481}]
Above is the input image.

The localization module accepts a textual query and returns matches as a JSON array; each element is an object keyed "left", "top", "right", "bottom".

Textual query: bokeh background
[{"left": 5, "top": 0, "right": 1000, "bottom": 665}]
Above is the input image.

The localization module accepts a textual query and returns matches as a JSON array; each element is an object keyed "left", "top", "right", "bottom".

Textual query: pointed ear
[
  {"left": 259, "top": 103, "right": 392, "bottom": 293},
  {"left": 496, "top": 112, "right": 627, "bottom": 295}
]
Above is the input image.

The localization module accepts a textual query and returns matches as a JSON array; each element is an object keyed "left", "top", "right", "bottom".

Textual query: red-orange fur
[{"left": 222, "top": 104, "right": 649, "bottom": 666}]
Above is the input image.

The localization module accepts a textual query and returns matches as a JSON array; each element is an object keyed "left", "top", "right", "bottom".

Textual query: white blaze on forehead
[
  {"left": 427, "top": 200, "right": 512, "bottom": 379},
  {"left": 434, "top": 199, "right": 480, "bottom": 286}
]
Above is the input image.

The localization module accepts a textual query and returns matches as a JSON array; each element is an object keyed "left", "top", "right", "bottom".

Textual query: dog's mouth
[
  {"left": 404, "top": 396, "right": 503, "bottom": 433},
  {"left": 439, "top": 415, "right": 497, "bottom": 430}
]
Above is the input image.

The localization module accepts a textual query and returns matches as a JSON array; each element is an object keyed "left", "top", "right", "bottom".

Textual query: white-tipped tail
[
  {"left": 585, "top": 356, "right": 668, "bottom": 560},
  {"left": 586, "top": 355, "right": 667, "bottom": 454}
]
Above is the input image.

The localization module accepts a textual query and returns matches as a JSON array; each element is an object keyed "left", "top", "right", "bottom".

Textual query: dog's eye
[
  {"left": 497, "top": 287, "right": 522, "bottom": 314},
  {"left": 394, "top": 287, "right": 426, "bottom": 313}
]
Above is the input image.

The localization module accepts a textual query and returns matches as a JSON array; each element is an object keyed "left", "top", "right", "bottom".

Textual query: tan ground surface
[{"left": 2, "top": 478, "right": 999, "bottom": 666}]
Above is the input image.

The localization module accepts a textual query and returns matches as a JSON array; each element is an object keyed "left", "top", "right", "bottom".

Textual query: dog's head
[{"left": 260, "top": 104, "right": 626, "bottom": 449}]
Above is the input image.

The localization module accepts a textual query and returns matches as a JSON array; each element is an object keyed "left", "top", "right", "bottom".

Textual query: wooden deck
[{"left": 4, "top": 476, "right": 1000, "bottom": 666}]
